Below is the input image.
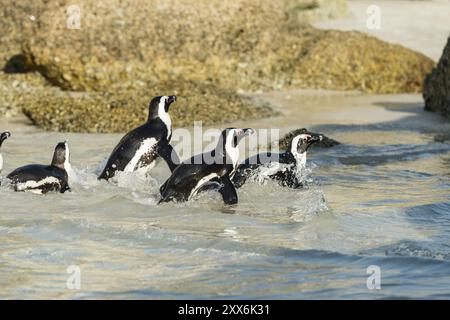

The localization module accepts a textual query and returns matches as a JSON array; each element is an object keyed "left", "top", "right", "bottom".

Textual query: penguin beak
[
  {"left": 241, "top": 128, "right": 255, "bottom": 137},
  {"left": 305, "top": 133, "right": 323, "bottom": 147},
  {"left": 237, "top": 128, "right": 254, "bottom": 139},
  {"left": 235, "top": 128, "right": 254, "bottom": 145},
  {"left": 0, "top": 131, "right": 11, "bottom": 145},
  {"left": 311, "top": 134, "right": 323, "bottom": 143},
  {"left": 167, "top": 96, "right": 176, "bottom": 105},
  {"left": 164, "top": 96, "right": 176, "bottom": 112}
]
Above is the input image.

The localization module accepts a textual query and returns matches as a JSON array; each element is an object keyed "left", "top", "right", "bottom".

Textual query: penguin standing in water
[
  {"left": 232, "top": 129, "right": 323, "bottom": 189},
  {"left": 7, "top": 141, "right": 71, "bottom": 194},
  {"left": 0, "top": 131, "right": 11, "bottom": 173},
  {"left": 98, "top": 95, "right": 180, "bottom": 181},
  {"left": 159, "top": 128, "right": 254, "bottom": 205}
]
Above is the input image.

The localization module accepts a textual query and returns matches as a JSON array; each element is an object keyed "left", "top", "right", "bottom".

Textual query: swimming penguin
[
  {"left": 0, "top": 131, "right": 11, "bottom": 173},
  {"left": 98, "top": 95, "right": 180, "bottom": 181},
  {"left": 159, "top": 128, "right": 254, "bottom": 205},
  {"left": 7, "top": 141, "right": 71, "bottom": 194},
  {"left": 232, "top": 129, "right": 323, "bottom": 189}
]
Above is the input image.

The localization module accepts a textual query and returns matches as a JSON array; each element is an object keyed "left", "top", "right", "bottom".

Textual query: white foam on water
[{"left": 95, "top": 158, "right": 109, "bottom": 175}]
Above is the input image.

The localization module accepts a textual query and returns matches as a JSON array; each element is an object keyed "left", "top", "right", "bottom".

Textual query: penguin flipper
[
  {"left": 219, "top": 175, "right": 238, "bottom": 205},
  {"left": 231, "top": 169, "right": 249, "bottom": 189},
  {"left": 158, "top": 143, "right": 180, "bottom": 172},
  {"left": 61, "top": 181, "right": 72, "bottom": 193},
  {"left": 159, "top": 180, "right": 168, "bottom": 195}
]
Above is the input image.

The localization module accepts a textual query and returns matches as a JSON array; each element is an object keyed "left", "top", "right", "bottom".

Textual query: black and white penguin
[
  {"left": 0, "top": 131, "right": 11, "bottom": 173},
  {"left": 232, "top": 129, "right": 323, "bottom": 189},
  {"left": 159, "top": 128, "right": 254, "bottom": 205},
  {"left": 98, "top": 95, "right": 180, "bottom": 181},
  {"left": 7, "top": 141, "right": 71, "bottom": 194}
]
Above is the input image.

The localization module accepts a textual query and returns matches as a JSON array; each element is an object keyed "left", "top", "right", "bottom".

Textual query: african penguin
[
  {"left": 7, "top": 141, "right": 71, "bottom": 194},
  {"left": 0, "top": 131, "right": 11, "bottom": 173},
  {"left": 232, "top": 129, "right": 323, "bottom": 189},
  {"left": 159, "top": 128, "right": 254, "bottom": 205},
  {"left": 98, "top": 95, "right": 180, "bottom": 181}
]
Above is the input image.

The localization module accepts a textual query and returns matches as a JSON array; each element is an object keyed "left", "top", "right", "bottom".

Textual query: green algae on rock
[
  {"left": 21, "top": 0, "right": 432, "bottom": 95},
  {"left": 0, "top": 1, "right": 43, "bottom": 67},
  {"left": 292, "top": 31, "right": 435, "bottom": 94},
  {"left": 20, "top": 80, "right": 275, "bottom": 133},
  {"left": 424, "top": 37, "right": 450, "bottom": 119},
  {"left": 1, "top": 0, "right": 436, "bottom": 133},
  {"left": 0, "top": 71, "right": 50, "bottom": 117},
  {"left": 291, "top": 0, "right": 348, "bottom": 22}
]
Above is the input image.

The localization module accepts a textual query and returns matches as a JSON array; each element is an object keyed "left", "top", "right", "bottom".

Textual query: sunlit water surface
[{"left": 1, "top": 93, "right": 450, "bottom": 299}]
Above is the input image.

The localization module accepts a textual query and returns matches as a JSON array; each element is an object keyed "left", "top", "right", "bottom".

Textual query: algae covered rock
[
  {"left": 292, "top": 31, "right": 435, "bottom": 94},
  {"left": 21, "top": 0, "right": 312, "bottom": 92},
  {"left": 291, "top": 0, "right": 348, "bottom": 22},
  {"left": 1, "top": 0, "right": 436, "bottom": 133},
  {"left": 0, "top": 72, "right": 50, "bottom": 117},
  {"left": 20, "top": 80, "right": 274, "bottom": 133},
  {"left": 424, "top": 37, "right": 450, "bottom": 119},
  {"left": 0, "top": 0, "right": 43, "bottom": 66},
  {"left": 21, "top": 0, "right": 432, "bottom": 95}
]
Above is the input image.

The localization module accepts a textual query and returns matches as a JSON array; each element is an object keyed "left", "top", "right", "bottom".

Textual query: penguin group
[{"left": 0, "top": 95, "right": 324, "bottom": 204}]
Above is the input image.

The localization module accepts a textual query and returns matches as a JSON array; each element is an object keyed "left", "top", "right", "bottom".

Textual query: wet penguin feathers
[
  {"left": 159, "top": 127, "right": 254, "bottom": 205},
  {"left": 7, "top": 141, "right": 71, "bottom": 194},
  {"left": 0, "top": 131, "right": 11, "bottom": 173},
  {"left": 51, "top": 141, "right": 69, "bottom": 169},
  {"left": 98, "top": 95, "right": 179, "bottom": 181}
]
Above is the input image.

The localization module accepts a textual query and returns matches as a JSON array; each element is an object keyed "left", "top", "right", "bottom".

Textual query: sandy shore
[{"left": 314, "top": 0, "right": 450, "bottom": 61}]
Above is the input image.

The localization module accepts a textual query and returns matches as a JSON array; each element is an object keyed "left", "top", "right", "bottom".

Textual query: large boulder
[
  {"left": 0, "top": 0, "right": 436, "bottom": 132},
  {"left": 293, "top": 30, "right": 435, "bottom": 93},
  {"left": 21, "top": 0, "right": 432, "bottom": 94},
  {"left": 424, "top": 37, "right": 450, "bottom": 119},
  {"left": 20, "top": 0, "right": 316, "bottom": 92},
  {"left": 0, "top": 1, "right": 42, "bottom": 67}
]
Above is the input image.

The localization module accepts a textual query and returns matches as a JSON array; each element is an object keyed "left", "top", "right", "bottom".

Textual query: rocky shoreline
[
  {"left": 424, "top": 37, "right": 450, "bottom": 120},
  {"left": 0, "top": 0, "right": 439, "bottom": 133}
]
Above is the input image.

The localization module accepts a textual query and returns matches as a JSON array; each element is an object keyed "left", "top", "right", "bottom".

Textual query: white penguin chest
[
  {"left": 16, "top": 176, "right": 61, "bottom": 194},
  {"left": 159, "top": 113, "right": 172, "bottom": 140},
  {"left": 124, "top": 138, "right": 158, "bottom": 172},
  {"left": 189, "top": 173, "right": 219, "bottom": 200}
]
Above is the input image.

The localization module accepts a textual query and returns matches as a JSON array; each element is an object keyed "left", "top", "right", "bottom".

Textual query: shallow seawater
[{"left": 1, "top": 94, "right": 450, "bottom": 299}]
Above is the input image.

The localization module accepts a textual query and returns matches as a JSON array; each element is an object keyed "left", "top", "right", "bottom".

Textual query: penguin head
[
  {"left": 51, "top": 141, "right": 70, "bottom": 169},
  {"left": 217, "top": 128, "right": 254, "bottom": 166},
  {"left": 290, "top": 129, "right": 323, "bottom": 155},
  {"left": 0, "top": 131, "right": 11, "bottom": 147},
  {"left": 148, "top": 95, "right": 176, "bottom": 119}
]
